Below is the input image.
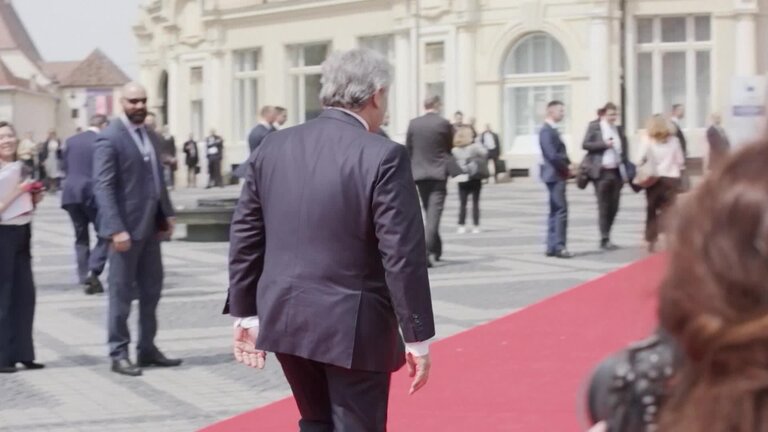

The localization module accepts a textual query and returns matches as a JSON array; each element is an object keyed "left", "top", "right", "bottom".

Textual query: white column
[
  {"left": 456, "top": 26, "right": 476, "bottom": 117},
  {"left": 167, "top": 56, "right": 180, "bottom": 139},
  {"left": 394, "top": 31, "right": 412, "bottom": 137},
  {"left": 735, "top": 12, "right": 757, "bottom": 76},
  {"left": 589, "top": 10, "right": 610, "bottom": 105}
]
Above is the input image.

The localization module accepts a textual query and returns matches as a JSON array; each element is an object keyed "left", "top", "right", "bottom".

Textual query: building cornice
[{"left": 202, "top": 0, "right": 387, "bottom": 22}]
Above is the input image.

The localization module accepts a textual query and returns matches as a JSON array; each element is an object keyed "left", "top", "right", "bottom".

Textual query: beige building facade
[{"left": 135, "top": 0, "right": 768, "bottom": 171}]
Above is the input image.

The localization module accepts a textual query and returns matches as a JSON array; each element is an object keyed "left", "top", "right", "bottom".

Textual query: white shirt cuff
[
  {"left": 234, "top": 316, "right": 260, "bottom": 329},
  {"left": 405, "top": 340, "right": 431, "bottom": 356}
]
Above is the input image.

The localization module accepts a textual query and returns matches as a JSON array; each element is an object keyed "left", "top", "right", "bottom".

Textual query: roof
[
  {"left": 0, "top": 1, "right": 42, "bottom": 63},
  {"left": 52, "top": 49, "right": 130, "bottom": 88},
  {"left": 0, "top": 57, "right": 28, "bottom": 88},
  {"left": 41, "top": 61, "right": 80, "bottom": 83}
]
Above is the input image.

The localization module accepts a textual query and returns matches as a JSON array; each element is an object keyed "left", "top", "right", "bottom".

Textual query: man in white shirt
[
  {"left": 226, "top": 49, "right": 434, "bottom": 431},
  {"left": 582, "top": 103, "right": 629, "bottom": 250}
]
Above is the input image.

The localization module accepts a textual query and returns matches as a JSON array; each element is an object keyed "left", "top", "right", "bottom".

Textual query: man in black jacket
[
  {"left": 226, "top": 49, "right": 434, "bottom": 432},
  {"left": 582, "top": 103, "right": 629, "bottom": 250},
  {"left": 406, "top": 96, "right": 455, "bottom": 265}
]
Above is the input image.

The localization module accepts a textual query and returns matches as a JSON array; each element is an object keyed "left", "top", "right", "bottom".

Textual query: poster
[{"left": 729, "top": 76, "right": 767, "bottom": 149}]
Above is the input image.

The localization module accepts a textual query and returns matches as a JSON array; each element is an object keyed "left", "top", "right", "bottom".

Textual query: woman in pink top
[{"left": 638, "top": 114, "right": 686, "bottom": 252}]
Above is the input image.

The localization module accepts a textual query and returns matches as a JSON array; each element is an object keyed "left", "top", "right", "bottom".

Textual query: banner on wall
[{"left": 729, "top": 76, "right": 767, "bottom": 149}]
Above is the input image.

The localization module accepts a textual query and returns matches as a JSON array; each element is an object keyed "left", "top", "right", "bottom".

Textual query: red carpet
[{"left": 202, "top": 255, "right": 664, "bottom": 431}]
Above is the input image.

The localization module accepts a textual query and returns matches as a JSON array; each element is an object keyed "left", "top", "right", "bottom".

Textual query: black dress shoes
[
  {"left": 19, "top": 361, "right": 44, "bottom": 370},
  {"left": 84, "top": 274, "right": 104, "bottom": 295},
  {"left": 138, "top": 352, "right": 182, "bottom": 368},
  {"left": 111, "top": 359, "right": 142, "bottom": 377},
  {"left": 0, "top": 365, "right": 17, "bottom": 373},
  {"left": 600, "top": 240, "right": 619, "bottom": 251}
]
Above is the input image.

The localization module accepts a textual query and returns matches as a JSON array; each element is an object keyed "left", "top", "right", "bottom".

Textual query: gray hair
[{"left": 319, "top": 49, "right": 392, "bottom": 110}]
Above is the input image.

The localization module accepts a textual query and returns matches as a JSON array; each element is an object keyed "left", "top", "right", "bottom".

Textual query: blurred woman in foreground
[{"left": 658, "top": 141, "right": 768, "bottom": 431}]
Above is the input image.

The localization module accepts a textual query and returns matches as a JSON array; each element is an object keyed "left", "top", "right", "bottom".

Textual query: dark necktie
[{"left": 135, "top": 128, "right": 161, "bottom": 195}]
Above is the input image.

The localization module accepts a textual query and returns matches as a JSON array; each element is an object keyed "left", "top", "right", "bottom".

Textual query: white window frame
[
  {"left": 288, "top": 42, "right": 330, "bottom": 123},
  {"left": 232, "top": 48, "right": 264, "bottom": 142},
  {"left": 633, "top": 15, "right": 712, "bottom": 129},
  {"left": 501, "top": 33, "right": 571, "bottom": 155},
  {"left": 359, "top": 34, "right": 397, "bottom": 132}
]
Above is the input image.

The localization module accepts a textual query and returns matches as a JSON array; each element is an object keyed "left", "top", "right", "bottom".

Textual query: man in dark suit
[
  {"left": 706, "top": 112, "right": 730, "bottom": 171},
  {"left": 481, "top": 124, "right": 501, "bottom": 182},
  {"left": 581, "top": 103, "right": 629, "bottom": 250},
  {"left": 405, "top": 95, "right": 454, "bottom": 265},
  {"left": 205, "top": 129, "right": 224, "bottom": 188},
  {"left": 226, "top": 49, "right": 434, "bottom": 432},
  {"left": 539, "top": 100, "right": 572, "bottom": 258},
  {"left": 61, "top": 114, "right": 110, "bottom": 295},
  {"left": 247, "top": 106, "right": 277, "bottom": 153},
  {"left": 93, "top": 82, "right": 182, "bottom": 377},
  {"left": 669, "top": 104, "right": 687, "bottom": 156}
]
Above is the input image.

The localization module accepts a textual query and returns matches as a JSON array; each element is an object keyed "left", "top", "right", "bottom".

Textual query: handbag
[
  {"left": 632, "top": 146, "right": 659, "bottom": 189},
  {"left": 576, "top": 156, "right": 591, "bottom": 190}
]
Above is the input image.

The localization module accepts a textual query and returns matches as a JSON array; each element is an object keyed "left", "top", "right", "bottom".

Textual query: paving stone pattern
[{"left": 0, "top": 179, "right": 648, "bottom": 431}]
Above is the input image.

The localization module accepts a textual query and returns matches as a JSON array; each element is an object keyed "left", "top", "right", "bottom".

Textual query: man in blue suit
[
  {"left": 61, "top": 114, "right": 110, "bottom": 294},
  {"left": 539, "top": 100, "right": 572, "bottom": 258},
  {"left": 93, "top": 82, "right": 182, "bottom": 376}
]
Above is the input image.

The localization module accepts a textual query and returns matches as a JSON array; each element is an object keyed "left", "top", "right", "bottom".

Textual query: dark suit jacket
[
  {"left": 672, "top": 120, "right": 688, "bottom": 156},
  {"left": 405, "top": 112, "right": 454, "bottom": 181},
  {"left": 581, "top": 120, "right": 629, "bottom": 180},
  {"left": 61, "top": 130, "right": 98, "bottom": 207},
  {"left": 93, "top": 119, "right": 174, "bottom": 240},
  {"left": 206, "top": 135, "right": 224, "bottom": 162},
  {"left": 247, "top": 124, "right": 273, "bottom": 154},
  {"left": 539, "top": 123, "right": 571, "bottom": 183},
  {"left": 481, "top": 130, "right": 501, "bottom": 159},
  {"left": 226, "top": 109, "right": 435, "bottom": 373},
  {"left": 706, "top": 125, "right": 730, "bottom": 170}
]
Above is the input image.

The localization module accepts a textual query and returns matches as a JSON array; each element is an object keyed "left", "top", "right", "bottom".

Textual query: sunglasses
[{"left": 126, "top": 98, "right": 148, "bottom": 105}]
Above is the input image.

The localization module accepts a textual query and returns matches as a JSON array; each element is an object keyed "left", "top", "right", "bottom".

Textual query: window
[
  {"left": 233, "top": 49, "right": 262, "bottom": 140},
  {"left": 502, "top": 33, "right": 570, "bottom": 154},
  {"left": 503, "top": 33, "right": 569, "bottom": 75},
  {"left": 422, "top": 41, "right": 446, "bottom": 116},
  {"left": 634, "top": 15, "right": 712, "bottom": 128},
  {"left": 359, "top": 35, "right": 396, "bottom": 131},
  {"left": 425, "top": 42, "right": 444, "bottom": 64},
  {"left": 289, "top": 43, "right": 330, "bottom": 123},
  {"left": 190, "top": 66, "right": 204, "bottom": 141}
]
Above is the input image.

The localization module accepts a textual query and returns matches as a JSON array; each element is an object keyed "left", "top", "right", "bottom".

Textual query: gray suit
[
  {"left": 405, "top": 112, "right": 454, "bottom": 260},
  {"left": 93, "top": 118, "right": 174, "bottom": 360},
  {"left": 61, "top": 130, "right": 108, "bottom": 283},
  {"left": 226, "top": 109, "right": 434, "bottom": 430}
]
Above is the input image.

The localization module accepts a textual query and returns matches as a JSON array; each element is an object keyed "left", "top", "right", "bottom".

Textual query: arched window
[
  {"left": 503, "top": 33, "right": 569, "bottom": 76},
  {"left": 502, "top": 33, "right": 570, "bottom": 156}
]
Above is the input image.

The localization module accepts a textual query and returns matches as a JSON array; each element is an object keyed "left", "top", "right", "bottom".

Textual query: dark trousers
[
  {"left": 63, "top": 203, "right": 109, "bottom": 284},
  {"left": 0, "top": 224, "right": 36, "bottom": 366},
  {"left": 545, "top": 180, "right": 568, "bottom": 253},
  {"left": 208, "top": 160, "right": 222, "bottom": 187},
  {"left": 415, "top": 180, "right": 446, "bottom": 259},
  {"left": 458, "top": 179, "right": 482, "bottom": 226},
  {"left": 276, "top": 353, "right": 391, "bottom": 432},
  {"left": 594, "top": 169, "right": 623, "bottom": 243},
  {"left": 107, "top": 238, "right": 163, "bottom": 360},
  {"left": 645, "top": 177, "right": 680, "bottom": 243}
]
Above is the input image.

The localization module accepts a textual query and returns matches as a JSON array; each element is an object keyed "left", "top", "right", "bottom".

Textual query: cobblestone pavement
[{"left": 0, "top": 178, "right": 648, "bottom": 431}]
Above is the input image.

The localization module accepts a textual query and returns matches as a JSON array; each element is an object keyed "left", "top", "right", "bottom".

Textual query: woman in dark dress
[{"left": 182, "top": 134, "right": 199, "bottom": 188}]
